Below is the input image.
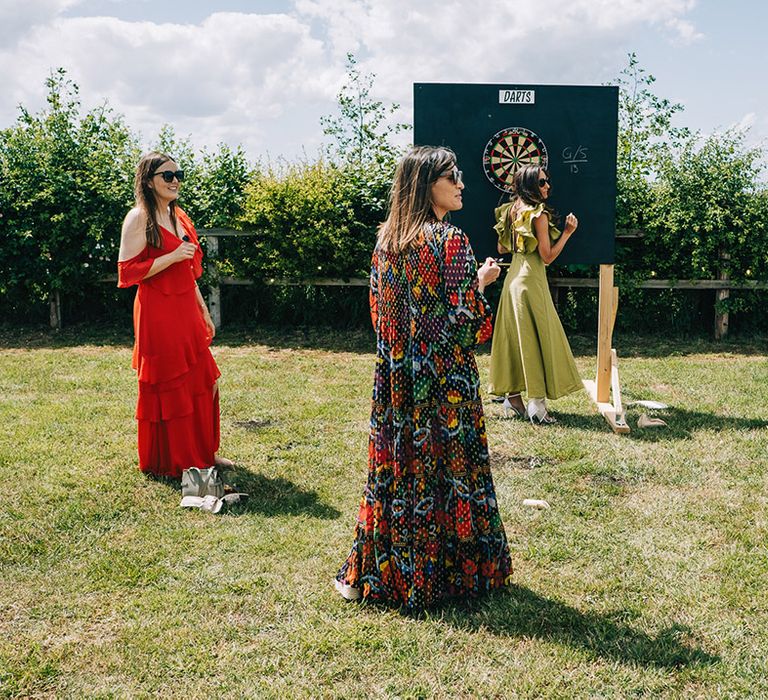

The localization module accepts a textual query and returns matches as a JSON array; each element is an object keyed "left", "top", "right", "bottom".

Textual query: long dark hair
[
  {"left": 377, "top": 145, "right": 456, "bottom": 253},
  {"left": 509, "top": 164, "right": 557, "bottom": 224},
  {"left": 133, "top": 151, "right": 179, "bottom": 248}
]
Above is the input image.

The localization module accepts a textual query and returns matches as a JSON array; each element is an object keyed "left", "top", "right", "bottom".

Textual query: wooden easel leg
[
  {"left": 583, "top": 264, "right": 630, "bottom": 434},
  {"left": 596, "top": 264, "right": 613, "bottom": 403}
]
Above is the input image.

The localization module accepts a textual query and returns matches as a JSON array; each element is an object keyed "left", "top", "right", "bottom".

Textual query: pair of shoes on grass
[{"left": 502, "top": 395, "right": 557, "bottom": 425}]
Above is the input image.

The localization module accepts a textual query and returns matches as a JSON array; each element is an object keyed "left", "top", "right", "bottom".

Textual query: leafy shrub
[
  {"left": 228, "top": 160, "right": 390, "bottom": 282},
  {"left": 0, "top": 69, "right": 138, "bottom": 323},
  {"left": 2, "top": 60, "right": 767, "bottom": 336}
]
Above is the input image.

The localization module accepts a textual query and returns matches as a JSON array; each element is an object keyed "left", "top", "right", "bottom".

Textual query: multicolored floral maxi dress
[{"left": 336, "top": 220, "right": 513, "bottom": 611}]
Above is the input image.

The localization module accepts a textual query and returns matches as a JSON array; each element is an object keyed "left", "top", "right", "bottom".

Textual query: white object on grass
[
  {"left": 627, "top": 400, "right": 669, "bottom": 410},
  {"left": 180, "top": 494, "right": 224, "bottom": 514},
  {"left": 334, "top": 579, "right": 361, "bottom": 601},
  {"left": 522, "top": 499, "right": 550, "bottom": 510},
  {"left": 637, "top": 413, "right": 668, "bottom": 428}
]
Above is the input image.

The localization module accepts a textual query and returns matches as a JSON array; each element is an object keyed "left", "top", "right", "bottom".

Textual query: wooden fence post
[
  {"left": 205, "top": 235, "right": 222, "bottom": 330},
  {"left": 549, "top": 283, "right": 560, "bottom": 311},
  {"left": 714, "top": 248, "right": 730, "bottom": 340},
  {"left": 49, "top": 290, "right": 62, "bottom": 330}
]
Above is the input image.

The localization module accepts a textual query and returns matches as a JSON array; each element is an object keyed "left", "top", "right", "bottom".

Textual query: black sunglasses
[
  {"left": 440, "top": 167, "right": 463, "bottom": 185},
  {"left": 538, "top": 178, "right": 551, "bottom": 187},
  {"left": 153, "top": 169, "right": 185, "bottom": 183}
]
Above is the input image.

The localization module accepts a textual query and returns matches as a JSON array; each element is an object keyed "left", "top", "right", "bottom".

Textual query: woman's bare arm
[{"left": 534, "top": 212, "right": 578, "bottom": 264}]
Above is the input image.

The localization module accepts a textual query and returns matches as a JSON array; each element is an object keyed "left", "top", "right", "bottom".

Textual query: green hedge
[
  {"left": 2, "top": 68, "right": 767, "bottom": 335},
  {"left": 229, "top": 162, "right": 389, "bottom": 282}
]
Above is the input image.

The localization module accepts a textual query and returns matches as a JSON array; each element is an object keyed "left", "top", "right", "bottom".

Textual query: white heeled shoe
[
  {"left": 526, "top": 398, "right": 557, "bottom": 425},
  {"left": 502, "top": 395, "right": 525, "bottom": 419}
]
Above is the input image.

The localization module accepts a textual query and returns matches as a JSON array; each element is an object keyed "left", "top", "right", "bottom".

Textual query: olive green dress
[{"left": 488, "top": 202, "right": 583, "bottom": 400}]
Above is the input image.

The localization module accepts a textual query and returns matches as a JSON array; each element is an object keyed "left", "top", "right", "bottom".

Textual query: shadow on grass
[
  {"left": 3, "top": 323, "right": 764, "bottom": 359},
  {"left": 553, "top": 407, "right": 767, "bottom": 441},
  {"left": 480, "top": 332, "right": 767, "bottom": 359},
  {"left": 0, "top": 323, "right": 377, "bottom": 354},
  {"left": 590, "top": 333, "right": 768, "bottom": 359},
  {"left": 224, "top": 466, "right": 341, "bottom": 519},
  {"left": 0, "top": 322, "right": 134, "bottom": 349},
  {"left": 439, "top": 585, "right": 719, "bottom": 669},
  {"left": 217, "top": 327, "right": 376, "bottom": 354},
  {"left": 147, "top": 466, "right": 341, "bottom": 519}
]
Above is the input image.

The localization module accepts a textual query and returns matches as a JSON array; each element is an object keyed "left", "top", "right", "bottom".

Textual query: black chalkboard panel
[{"left": 413, "top": 83, "right": 618, "bottom": 265}]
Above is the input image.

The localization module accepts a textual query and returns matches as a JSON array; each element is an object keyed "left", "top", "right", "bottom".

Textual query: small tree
[
  {"left": 152, "top": 124, "right": 203, "bottom": 201},
  {"left": 318, "top": 53, "right": 410, "bottom": 264},
  {"left": 0, "top": 68, "right": 139, "bottom": 326},
  {"left": 614, "top": 53, "right": 690, "bottom": 229},
  {"left": 321, "top": 53, "right": 410, "bottom": 171},
  {"left": 184, "top": 144, "right": 251, "bottom": 229},
  {"left": 150, "top": 127, "right": 251, "bottom": 228},
  {"left": 237, "top": 160, "right": 375, "bottom": 281}
]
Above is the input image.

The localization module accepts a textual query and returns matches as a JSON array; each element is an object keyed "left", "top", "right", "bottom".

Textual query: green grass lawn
[{"left": 1, "top": 327, "right": 766, "bottom": 699}]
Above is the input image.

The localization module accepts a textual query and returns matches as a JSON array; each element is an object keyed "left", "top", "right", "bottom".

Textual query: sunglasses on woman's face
[
  {"left": 538, "top": 178, "right": 551, "bottom": 187},
  {"left": 153, "top": 169, "right": 185, "bottom": 183},
  {"left": 440, "top": 167, "right": 463, "bottom": 185}
]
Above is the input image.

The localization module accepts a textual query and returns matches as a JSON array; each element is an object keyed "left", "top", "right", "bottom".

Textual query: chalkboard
[{"left": 413, "top": 83, "right": 618, "bottom": 265}]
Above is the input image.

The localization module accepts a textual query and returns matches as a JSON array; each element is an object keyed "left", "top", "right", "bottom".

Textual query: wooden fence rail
[
  {"left": 90, "top": 228, "right": 766, "bottom": 338},
  {"left": 218, "top": 276, "right": 768, "bottom": 291},
  {"left": 196, "top": 228, "right": 765, "bottom": 338}
]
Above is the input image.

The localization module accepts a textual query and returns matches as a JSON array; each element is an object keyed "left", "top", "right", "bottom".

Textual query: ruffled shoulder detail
[
  {"left": 493, "top": 202, "right": 514, "bottom": 252},
  {"left": 512, "top": 203, "right": 561, "bottom": 254},
  {"left": 176, "top": 208, "right": 196, "bottom": 239},
  {"left": 117, "top": 247, "right": 152, "bottom": 288},
  {"left": 176, "top": 207, "right": 204, "bottom": 279}
]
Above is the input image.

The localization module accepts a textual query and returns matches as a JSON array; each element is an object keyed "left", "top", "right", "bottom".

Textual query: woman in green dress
[{"left": 488, "top": 165, "right": 582, "bottom": 424}]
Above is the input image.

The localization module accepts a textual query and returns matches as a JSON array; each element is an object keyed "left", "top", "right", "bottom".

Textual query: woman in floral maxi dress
[{"left": 335, "top": 146, "right": 513, "bottom": 611}]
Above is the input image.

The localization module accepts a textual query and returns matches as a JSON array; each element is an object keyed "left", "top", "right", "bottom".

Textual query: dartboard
[{"left": 482, "top": 127, "right": 548, "bottom": 193}]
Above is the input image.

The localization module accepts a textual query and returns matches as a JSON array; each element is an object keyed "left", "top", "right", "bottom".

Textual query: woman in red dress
[{"left": 117, "top": 151, "right": 231, "bottom": 478}]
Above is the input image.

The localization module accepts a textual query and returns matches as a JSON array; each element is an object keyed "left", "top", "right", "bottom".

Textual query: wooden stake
[
  {"left": 595, "top": 264, "right": 614, "bottom": 403},
  {"left": 610, "top": 349, "right": 624, "bottom": 420},
  {"left": 583, "top": 264, "right": 630, "bottom": 434},
  {"left": 49, "top": 290, "right": 62, "bottom": 331}
]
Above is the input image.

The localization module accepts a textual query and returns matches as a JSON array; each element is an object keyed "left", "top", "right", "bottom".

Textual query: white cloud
[
  {"left": 731, "top": 112, "right": 757, "bottom": 133},
  {"left": 0, "top": 10, "right": 335, "bottom": 156},
  {"left": 0, "top": 0, "right": 704, "bottom": 160},
  {"left": 295, "top": 0, "right": 704, "bottom": 99},
  {"left": 664, "top": 17, "right": 703, "bottom": 44},
  {"left": 0, "top": 0, "right": 82, "bottom": 48}
]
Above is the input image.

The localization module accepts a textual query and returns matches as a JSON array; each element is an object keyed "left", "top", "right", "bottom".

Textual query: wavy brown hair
[
  {"left": 133, "top": 151, "right": 179, "bottom": 248},
  {"left": 377, "top": 146, "right": 456, "bottom": 253}
]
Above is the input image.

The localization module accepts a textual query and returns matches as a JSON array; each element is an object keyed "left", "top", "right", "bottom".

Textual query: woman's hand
[
  {"left": 204, "top": 313, "right": 216, "bottom": 339},
  {"left": 194, "top": 283, "right": 215, "bottom": 339},
  {"left": 477, "top": 257, "right": 501, "bottom": 293},
  {"left": 563, "top": 213, "right": 578, "bottom": 236},
  {"left": 200, "top": 302, "right": 216, "bottom": 339},
  {"left": 173, "top": 241, "right": 197, "bottom": 262}
]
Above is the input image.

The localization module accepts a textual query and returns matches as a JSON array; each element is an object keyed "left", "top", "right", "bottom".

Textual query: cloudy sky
[{"left": 1, "top": 0, "right": 765, "bottom": 163}]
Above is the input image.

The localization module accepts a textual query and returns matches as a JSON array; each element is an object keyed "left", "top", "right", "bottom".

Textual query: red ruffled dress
[{"left": 117, "top": 208, "right": 221, "bottom": 478}]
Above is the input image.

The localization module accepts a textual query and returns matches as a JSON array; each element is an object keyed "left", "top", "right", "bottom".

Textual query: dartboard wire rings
[{"left": 482, "top": 127, "right": 548, "bottom": 193}]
